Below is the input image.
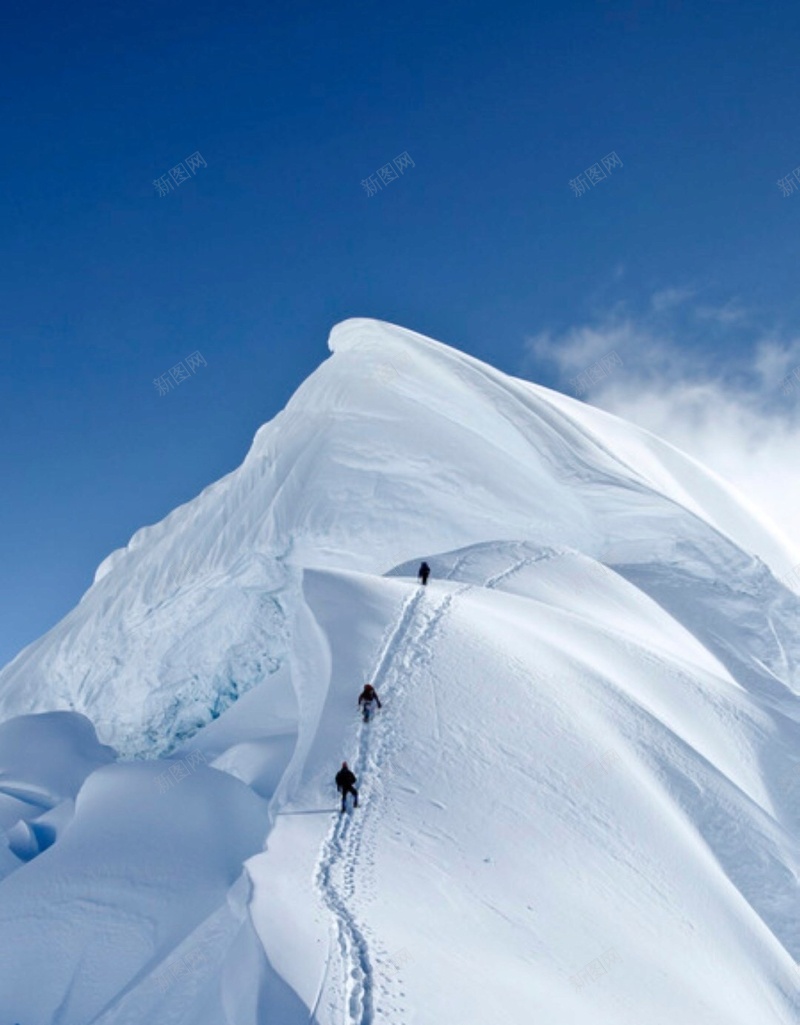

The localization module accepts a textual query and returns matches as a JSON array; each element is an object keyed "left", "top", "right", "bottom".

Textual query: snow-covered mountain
[{"left": 0, "top": 319, "right": 798, "bottom": 1024}]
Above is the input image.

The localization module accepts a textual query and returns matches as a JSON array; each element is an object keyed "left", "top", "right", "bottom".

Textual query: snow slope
[
  {"left": 248, "top": 562, "right": 799, "bottom": 1025},
  {"left": 0, "top": 319, "right": 798, "bottom": 1023},
  {"left": 0, "top": 319, "right": 795, "bottom": 756}
]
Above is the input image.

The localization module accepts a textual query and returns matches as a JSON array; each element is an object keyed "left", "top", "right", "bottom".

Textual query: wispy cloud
[
  {"left": 530, "top": 320, "right": 659, "bottom": 377},
  {"left": 524, "top": 295, "right": 800, "bottom": 570},
  {"left": 694, "top": 299, "right": 747, "bottom": 325},
  {"left": 650, "top": 286, "right": 696, "bottom": 313}
]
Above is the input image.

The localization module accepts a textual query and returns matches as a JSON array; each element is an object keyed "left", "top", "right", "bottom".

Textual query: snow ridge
[
  {"left": 314, "top": 583, "right": 473, "bottom": 1023},
  {"left": 313, "top": 590, "right": 422, "bottom": 1024}
]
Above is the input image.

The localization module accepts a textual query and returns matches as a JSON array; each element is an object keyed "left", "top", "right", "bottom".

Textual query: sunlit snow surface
[{"left": 0, "top": 319, "right": 798, "bottom": 1023}]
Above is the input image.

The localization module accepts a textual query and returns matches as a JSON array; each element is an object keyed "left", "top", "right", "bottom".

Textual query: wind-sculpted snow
[
  {"left": 0, "top": 752, "right": 272, "bottom": 1023},
  {"left": 0, "top": 712, "right": 114, "bottom": 880},
  {"left": 0, "top": 551, "right": 294, "bottom": 757},
  {"left": 1, "top": 319, "right": 797, "bottom": 756},
  {"left": 246, "top": 559, "right": 799, "bottom": 1024},
  {"left": 392, "top": 536, "right": 800, "bottom": 700},
  {"left": 0, "top": 320, "right": 799, "bottom": 1023},
  {"left": 1, "top": 548, "right": 798, "bottom": 1021}
]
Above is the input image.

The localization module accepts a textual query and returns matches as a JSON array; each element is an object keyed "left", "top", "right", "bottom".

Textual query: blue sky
[{"left": 3, "top": 0, "right": 800, "bottom": 666}]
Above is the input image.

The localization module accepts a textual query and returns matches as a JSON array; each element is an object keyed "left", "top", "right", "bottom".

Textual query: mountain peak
[{"left": 0, "top": 323, "right": 794, "bottom": 755}]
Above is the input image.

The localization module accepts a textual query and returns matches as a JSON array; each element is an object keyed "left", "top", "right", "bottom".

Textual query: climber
[
  {"left": 335, "top": 761, "right": 358, "bottom": 813},
  {"left": 358, "top": 683, "right": 382, "bottom": 722},
  {"left": 418, "top": 561, "right": 431, "bottom": 586}
]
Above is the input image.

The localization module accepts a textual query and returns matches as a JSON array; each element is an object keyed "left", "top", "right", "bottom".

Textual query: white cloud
[
  {"left": 525, "top": 302, "right": 800, "bottom": 573},
  {"left": 753, "top": 336, "right": 800, "bottom": 385},
  {"left": 651, "top": 286, "right": 696, "bottom": 313},
  {"left": 694, "top": 299, "right": 747, "bottom": 325},
  {"left": 528, "top": 319, "right": 673, "bottom": 382}
]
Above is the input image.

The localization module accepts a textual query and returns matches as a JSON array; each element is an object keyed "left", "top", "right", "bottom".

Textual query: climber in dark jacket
[
  {"left": 358, "top": 683, "right": 382, "bottom": 721},
  {"left": 418, "top": 561, "right": 431, "bottom": 586},
  {"left": 335, "top": 761, "right": 358, "bottom": 813}
]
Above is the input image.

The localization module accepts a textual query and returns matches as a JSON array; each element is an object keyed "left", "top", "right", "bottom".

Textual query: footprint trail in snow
[{"left": 313, "top": 583, "right": 470, "bottom": 1024}]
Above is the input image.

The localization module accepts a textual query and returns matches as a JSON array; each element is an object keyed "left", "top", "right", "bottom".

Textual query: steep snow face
[
  {"left": 1, "top": 320, "right": 799, "bottom": 1024},
  {"left": 0, "top": 318, "right": 795, "bottom": 758}
]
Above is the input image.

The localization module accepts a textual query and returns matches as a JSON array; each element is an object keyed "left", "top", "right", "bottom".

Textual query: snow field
[
  {"left": 252, "top": 553, "right": 799, "bottom": 1024},
  {"left": 0, "top": 540, "right": 797, "bottom": 1022}
]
